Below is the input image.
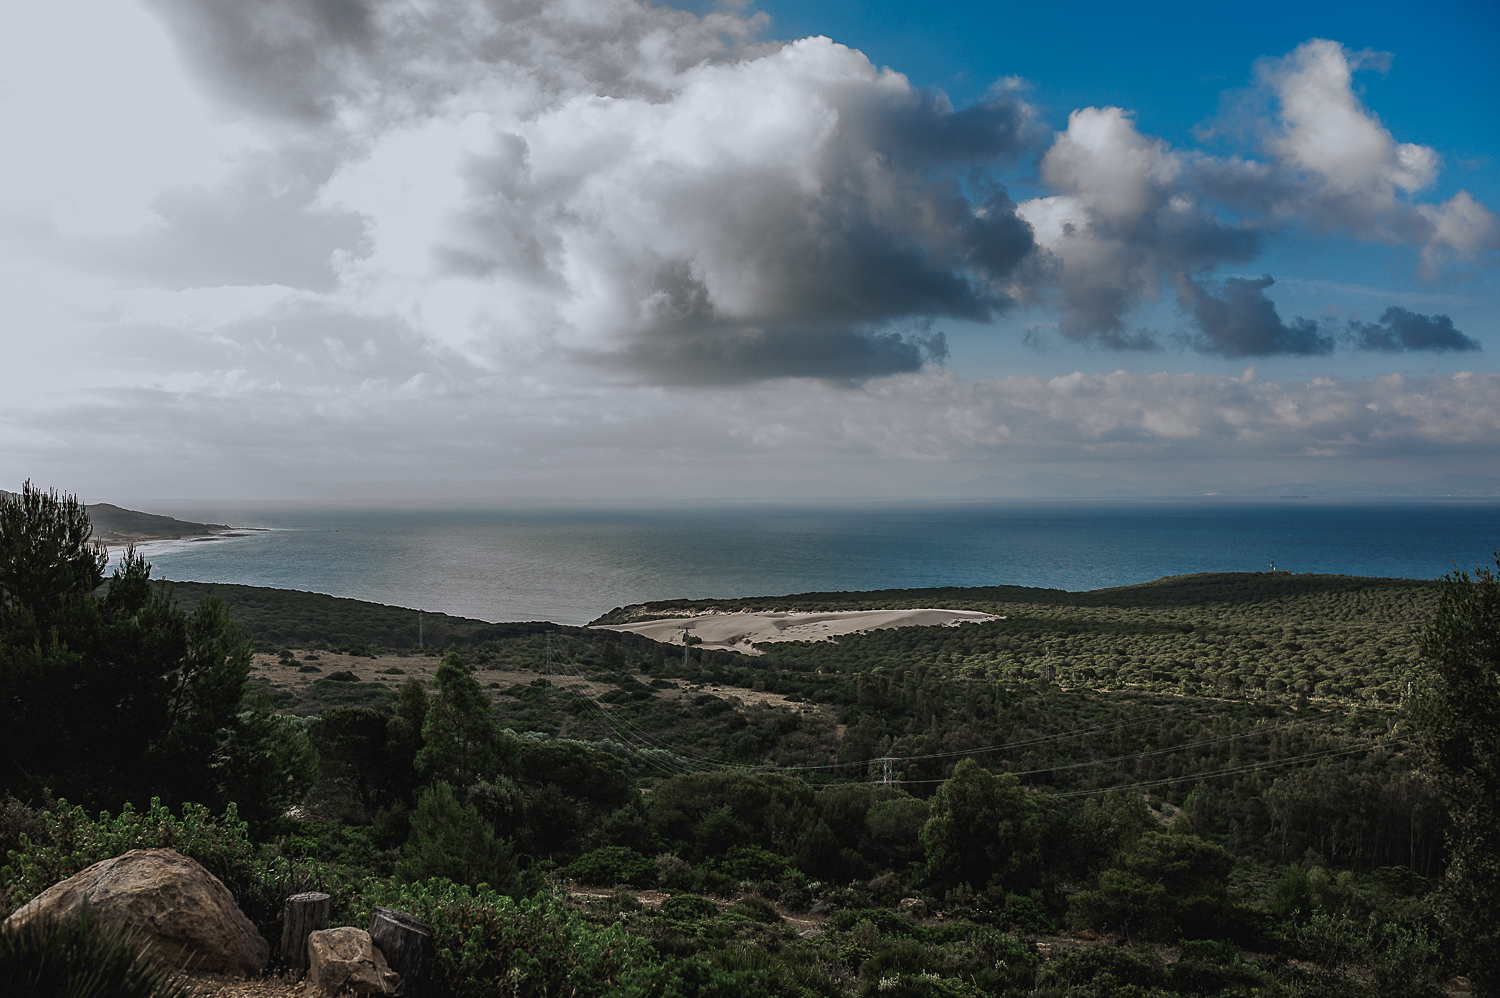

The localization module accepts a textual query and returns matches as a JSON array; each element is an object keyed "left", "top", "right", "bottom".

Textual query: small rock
[
  {"left": 308, "top": 927, "right": 400, "bottom": 996},
  {"left": 895, "top": 897, "right": 928, "bottom": 919},
  {"left": 797, "top": 928, "right": 823, "bottom": 939},
  {"left": 3, "top": 847, "right": 268, "bottom": 975}
]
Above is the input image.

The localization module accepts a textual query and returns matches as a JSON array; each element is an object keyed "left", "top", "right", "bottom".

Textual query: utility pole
[
  {"left": 682, "top": 627, "right": 691, "bottom": 668},
  {"left": 881, "top": 757, "right": 893, "bottom": 786},
  {"left": 418, "top": 611, "right": 423, "bottom": 651},
  {"left": 546, "top": 631, "right": 553, "bottom": 690}
]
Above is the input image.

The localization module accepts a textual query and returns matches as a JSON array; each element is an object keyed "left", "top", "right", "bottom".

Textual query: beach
[{"left": 594, "top": 608, "right": 1000, "bottom": 653}]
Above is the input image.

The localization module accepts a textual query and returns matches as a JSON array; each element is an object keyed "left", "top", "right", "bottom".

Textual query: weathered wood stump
[
  {"left": 369, "top": 907, "right": 434, "bottom": 996},
  {"left": 280, "top": 891, "right": 331, "bottom": 971}
]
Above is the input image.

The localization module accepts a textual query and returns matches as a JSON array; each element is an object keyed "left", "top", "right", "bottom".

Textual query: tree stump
[
  {"left": 369, "top": 907, "right": 434, "bottom": 996},
  {"left": 280, "top": 891, "right": 331, "bottom": 971}
]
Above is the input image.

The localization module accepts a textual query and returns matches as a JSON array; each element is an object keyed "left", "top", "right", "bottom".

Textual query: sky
[{"left": 2, "top": 0, "right": 1498, "bottom": 502}]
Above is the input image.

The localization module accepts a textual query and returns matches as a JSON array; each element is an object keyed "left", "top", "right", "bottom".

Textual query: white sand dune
[{"left": 594, "top": 608, "right": 1000, "bottom": 654}]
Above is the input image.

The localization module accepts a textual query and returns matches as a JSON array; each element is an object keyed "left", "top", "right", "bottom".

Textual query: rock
[
  {"left": 896, "top": 897, "right": 928, "bottom": 919},
  {"left": 307, "top": 927, "right": 400, "bottom": 996},
  {"left": 2, "top": 847, "right": 268, "bottom": 975}
]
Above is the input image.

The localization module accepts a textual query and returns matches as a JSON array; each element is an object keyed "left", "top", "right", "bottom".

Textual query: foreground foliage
[{"left": 0, "top": 909, "right": 191, "bottom": 998}]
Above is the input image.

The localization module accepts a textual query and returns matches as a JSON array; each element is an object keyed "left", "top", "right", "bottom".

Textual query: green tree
[
  {"left": 395, "top": 781, "right": 520, "bottom": 893},
  {"left": 0, "top": 482, "right": 107, "bottom": 633},
  {"left": 311, "top": 706, "right": 394, "bottom": 816},
  {"left": 1070, "top": 830, "right": 1237, "bottom": 942},
  {"left": 1411, "top": 557, "right": 1500, "bottom": 997},
  {"left": 0, "top": 485, "right": 312, "bottom": 823},
  {"left": 415, "top": 654, "right": 518, "bottom": 788},
  {"left": 920, "top": 760, "right": 1042, "bottom": 894}
]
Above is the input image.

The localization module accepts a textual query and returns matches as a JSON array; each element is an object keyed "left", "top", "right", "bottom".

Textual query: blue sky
[
  {"left": 753, "top": 0, "right": 1497, "bottom": 171},
  {"left": 0, "top": 0, "right": 1497, "bottom": 500}
]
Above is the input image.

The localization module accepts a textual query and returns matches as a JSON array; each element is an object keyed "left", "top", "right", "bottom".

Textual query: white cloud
[
  {"left": 1017, "top": 107, "right": 1255, "bottom": 347},
  {"left": 1252, "top": 40, "right": 1498, "bottom": 265},
  {"left": 1013, "top": 40, "right": 1496, "bottom": 353}
]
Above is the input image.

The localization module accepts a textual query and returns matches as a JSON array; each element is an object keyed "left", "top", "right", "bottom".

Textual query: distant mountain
[
  {"left": 951, "top": 472, "right": 1157, "bottom": 497},
  {"left": 85, "top": 503, "right": 232, "bottom": 544},
  {"left": 951, "top": 472, "right": 1500, "bottom": 499},
  {"left": 0, "top": 490, "right": 232, "bottom": 544}
]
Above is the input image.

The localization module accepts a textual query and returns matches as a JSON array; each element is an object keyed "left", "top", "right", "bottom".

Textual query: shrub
[
  {"left": 710, "top": 845, "right": 790, "bottom": 883},
  {"left": 1, "top": 799, "right": 257, "bottom": 913},
  {"left": 354, "top": 880, "right": 659, "bottom": 998},
  {"left": 564, "top": 847, "right": 655, "bottom": 888},
  {"left": 727, "top": 895, "right": 781, "bottom": 924},
  {"left": 830, "top": 908, "right": 929, "bottom": 941},
  {"left": 0, "top": 909, "right": 191, "bottom": 998},
  {"left": 1033, "top": 946, "right": 1167, "bottom": 993},
  {"left": 660, "top": 894, "right": 720, "bottom": 921},
  {"left": 655, "top": 853, "right": 693, "bottom": 890}
]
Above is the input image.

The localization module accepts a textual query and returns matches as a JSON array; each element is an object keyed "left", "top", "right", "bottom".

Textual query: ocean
[{"left": 128, "top": 499, "right": 1500, "bottom": 626}]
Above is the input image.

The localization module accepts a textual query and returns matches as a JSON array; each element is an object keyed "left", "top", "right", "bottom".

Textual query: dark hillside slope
[{"left": 593, "top": 571, "right": 1434, "bottom": 622}]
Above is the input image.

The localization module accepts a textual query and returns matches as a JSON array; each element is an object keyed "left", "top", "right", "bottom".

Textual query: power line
[{"left": 1051, "top": 742, "right": 1384, "bottom": 798}]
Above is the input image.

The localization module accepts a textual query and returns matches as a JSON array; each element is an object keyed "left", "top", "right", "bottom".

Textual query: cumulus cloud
[
  {"left": 1016, "top": 40, "right": 1495, "bottom": 354},
  {"left": 1347, "top": 306, "right": 1481, "bottom": 353},
  {"left": 129, "top": 0, "right": 1039, "bottom": 381},
  {"left": 1016, "top": 107, "right": 1256, "bottom": 347},
  {"left": 1242, "top": 40, "right": 1498, "bottom": 268}
]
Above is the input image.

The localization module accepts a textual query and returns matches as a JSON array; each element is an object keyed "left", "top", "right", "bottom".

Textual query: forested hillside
[{"left": 5, "top": 486, "right": 1496, "bottom": 997}]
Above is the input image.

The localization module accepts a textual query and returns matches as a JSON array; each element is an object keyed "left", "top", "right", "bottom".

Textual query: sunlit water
[{"left": 121, "top": 500, "right": 1500, "bottom": 626}]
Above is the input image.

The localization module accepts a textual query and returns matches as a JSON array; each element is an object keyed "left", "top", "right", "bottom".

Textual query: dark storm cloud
[
  {"left": 1178, "top": 275, "right": 1333, "bottom": 357},
  {"left": 1347, "top": 306, "right": 1480, "bottom": 353},
  {"left": 144, "top": 0, "right": 376, "bottom": 122},
  {"left": 618, "top": 324, "right": 947, "bottom": 385}
]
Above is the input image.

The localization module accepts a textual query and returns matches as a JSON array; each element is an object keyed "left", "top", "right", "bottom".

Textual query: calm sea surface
[{"left": 127, "top": 500, "right": 1500, "bottom": 626}]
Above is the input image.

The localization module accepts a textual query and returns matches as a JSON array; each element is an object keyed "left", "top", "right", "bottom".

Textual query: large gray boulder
[{"left": 2, "top": 847, "right": 269, "bottom": 975}]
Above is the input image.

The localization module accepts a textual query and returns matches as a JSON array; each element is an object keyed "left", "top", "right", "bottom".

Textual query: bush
[
  {"left": 709, "top": 845, "right": 790, "bottom": 883},
  {"left": 830, "top": 908, "right": 930, "bottom": 941},
  {"left": 0, "top": 910, "right": 190, "bottom": 998},
  {"left": 660, "top": 894, "right": 720, "bottom": 921},
  {"left": 1034, "top": 946, "right": 1167, "bottom": 993},
  {"left": 354, "top": 880, "right": 660, "bottom": 998},
  {"left": 727, "top": 895, "right": 781, "bottom": 924},
  {"left": 1, "top": 799, "right": 257, "bottom": 913},
  {"left": 564, "top": 847, "right": 655, "bottom": 888}
]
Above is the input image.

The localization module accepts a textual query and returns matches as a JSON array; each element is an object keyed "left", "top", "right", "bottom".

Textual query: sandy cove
[{"left": 593, "top": 608, "right": 1001, "bottom": 654}]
